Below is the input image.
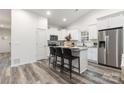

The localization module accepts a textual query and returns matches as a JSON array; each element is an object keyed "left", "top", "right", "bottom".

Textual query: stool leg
[
  {"left": 52, "top": 56, "right": 54, "bottom": 68},
  {"left": 78, "top": 57, "right": 80, "bottom": 74},
  {"left": 69, "top": 59, "right": 72, "bottom": 79},
  {"left": 61, "top": 57, "right": 64, "bottom": 73},
  {"left": 55, "top": 56, "right": 57, "bottom": 69},
  {"left": 49, "top": 55, "right": 51, "bottom": 67}
]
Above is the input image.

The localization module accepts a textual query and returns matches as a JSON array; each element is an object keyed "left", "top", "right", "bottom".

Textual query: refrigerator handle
[{"left": 106, "top": 36, "right": 109, "bottom": 52}]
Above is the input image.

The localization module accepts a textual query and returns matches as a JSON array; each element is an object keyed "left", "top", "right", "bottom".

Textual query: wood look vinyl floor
[
  {"left": 0, "top": 54, "right": 123, "bottom": 84},
  {"left": 0, "top": 53, "right": 11, "bottom": 84}
]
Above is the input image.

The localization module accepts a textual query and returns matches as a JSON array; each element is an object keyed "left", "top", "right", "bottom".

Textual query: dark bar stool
[
  {"left": 49, "top": 47, "right": 56, "bottom": 67},
  {"left": 55, "top": 47, "right": 64, "bottom": 71},
  {"left": 63, "top": 48, "right": 80, "bottom": 79}
]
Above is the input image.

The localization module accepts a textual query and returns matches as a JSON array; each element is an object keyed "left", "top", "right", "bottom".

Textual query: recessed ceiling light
[
  {"left": 63, "top": 18, "right": 67, "bottom": 22},
  {"left": 46, "top": 11, "right": 51, "bottom": 16}
]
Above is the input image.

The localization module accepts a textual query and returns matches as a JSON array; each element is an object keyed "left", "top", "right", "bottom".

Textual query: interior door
[{"left": 36, "top": 29, "right": 47, "bottom": 60}]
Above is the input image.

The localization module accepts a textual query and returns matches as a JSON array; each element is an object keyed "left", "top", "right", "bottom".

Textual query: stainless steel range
[{"left": 98, "top": 27, "right": 123, "bottom": 68}]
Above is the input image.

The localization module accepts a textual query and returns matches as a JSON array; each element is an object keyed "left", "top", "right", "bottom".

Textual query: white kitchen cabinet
[
  {"left": 88, "top": 48, "right": 98, "bottom": 63},
  {"left": 88, "top": 24, "right": 98, "bottom": 40},
  {"left": 57, "top": 31, "right": 61, "bottom": 40},
  {"left": 60, "top": 30, "right": 67, "bottom": 40},
  {"left": 37, "top": 17, "right": 48, "bottom": 29},
  {"left": 67, "top": 30, "right": 81, "bottom": 41},
  {"left": 97, "top": 12, "right": 124, "bottom": 30},
  {"left": 46, "top": 29, "right": 81, "bottom": 41},
  {"left": 97, "top": 17, "right": 109, "bottom": 30},
  {"left": 47, "top": 28, "right": 59, "bottom": 40},
  {"left": 109, "top": 14, "right": 123, "bottom": 28}
]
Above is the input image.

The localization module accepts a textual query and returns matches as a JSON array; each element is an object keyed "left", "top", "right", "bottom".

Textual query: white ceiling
[
  {"left": 30, "top": 9, "right": 92, "bottom": 28},
  {"left": 0, "top": 9, "right": 11, "bottom": 29}
]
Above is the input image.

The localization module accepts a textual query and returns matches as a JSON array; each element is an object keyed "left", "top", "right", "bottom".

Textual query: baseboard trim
[{"left": 98, "top": 63, "right": 121, "bottom": 69}]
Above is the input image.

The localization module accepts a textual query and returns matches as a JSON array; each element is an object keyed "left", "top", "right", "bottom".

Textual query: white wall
[
  {"left": 68, "top": 9, "right": 124, "bottom": 31},
  {"left": 11, "top": 10, "right": 47, "bottom": 67},
  {"left": 0, "top": 29, "right": 11, "bottom": 53}
]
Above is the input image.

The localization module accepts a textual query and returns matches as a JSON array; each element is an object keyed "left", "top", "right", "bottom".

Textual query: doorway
[
  {"left": 0, "top": 10, "right": 11, "bottom": 68},
  {"left": 36, "top": 29, "right": 47, "bottom": 60}
]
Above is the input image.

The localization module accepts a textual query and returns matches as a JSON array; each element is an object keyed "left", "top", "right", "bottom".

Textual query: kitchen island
[{"left": 54, "top": 46, "right": 88, "bottom": 73}]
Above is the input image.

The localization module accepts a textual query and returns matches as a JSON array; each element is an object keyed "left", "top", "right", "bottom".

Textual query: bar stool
[
  {"left": 63, "top": 48, "right": 80, "bottom": 79},
  {"left": 49, "top": 47, "right": 56, "bottom": 67},
  {"left": 55, "top": 47, "right": 64, "bottom": 71}
]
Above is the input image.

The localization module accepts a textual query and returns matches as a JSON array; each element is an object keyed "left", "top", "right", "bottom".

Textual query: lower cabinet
[{"left": 88, "top": 48, "right": 98, "bottom": 63}]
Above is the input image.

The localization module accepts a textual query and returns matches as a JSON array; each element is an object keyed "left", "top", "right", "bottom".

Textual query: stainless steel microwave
[{"left": 50, "top": 35, "right": 58, "bottom": 41}]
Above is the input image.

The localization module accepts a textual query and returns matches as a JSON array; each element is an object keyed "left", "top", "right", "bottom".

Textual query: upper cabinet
[
  {"left": 46, "top": 28, "right": 58, "bottom": 40},
  {"left": 88, "top": 24, "right": 98, "bottom": 40},
  {"left": 97, "top": 17, "right": 109, "bottom": 30},
  {"left": 67, "top": 30, "right": 81, "bottom": 41},
  {"left": 97, "top": 12, "right": 124, "bottom": 30},
  {"left": 37, "top": 17, "right": 48, "bottom": 29},
  {"left": 109, "top": 14, "right": 124, "bottom": 28},
  {"left": 46, "top": 28, "right": 81, "bottom": 41},
  {"left": 59, "top": 29, "right": 67, "bottom": 40}
]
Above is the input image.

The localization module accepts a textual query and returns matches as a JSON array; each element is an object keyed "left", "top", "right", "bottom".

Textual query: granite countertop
[
  {"left": 71, "top": 47, "right": 88, "bottom": 51},
  {"left": 88, "top": 46, "right": 97, "bottom": 48}
]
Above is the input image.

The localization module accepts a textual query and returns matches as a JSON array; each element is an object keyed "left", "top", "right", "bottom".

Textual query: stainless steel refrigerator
[{"left": 98, "top": 27, "right": 123, "bottom": 68}]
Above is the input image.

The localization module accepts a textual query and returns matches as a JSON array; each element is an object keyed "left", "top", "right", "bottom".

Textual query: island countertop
[{"left": 49, "top": 46, "right": 88, "bottom": 51}]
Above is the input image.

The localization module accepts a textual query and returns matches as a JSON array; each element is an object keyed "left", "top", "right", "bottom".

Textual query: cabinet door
[
  {"left": 109, "top": 14, "right": 123, "bottom": 28},
  {"left": 88, "top": 30, "right": 92, "bottom": 40},
  {"left": 88, "top": 48, "right": 98, "bottom": 63},
  {"left": 68, "top": 30, "right": 80, "bottom": 40},
  {"left": 57, "top": 30, "right": 68, "bottom": 40},
  {"left": 60, "top": 30, "right": 67, "bottom": 40},
  {"left": 88, "top": 48, "right": 92, "bottom": 60},
  {"left": 47, "top": 28, "right": 59, "bottom": 40},
  {"left": 97, "top": 13, "right": 124, "bottom": 30},
  {"left": 57, "top": 31, "right": 61, "bottom": 40},
  {"left": 88, "top": 24, "right": 98, "bottom": 39},
  {"left": 67, "top": 30, "right": 73, "bottom": 39},
  {"left": 56, "top": 31, "right": 64, "bottom": 40},
  {"left": 97, "top": 17, "right": 109, "bottom": 30},
  {"left": 92, "top": 48, "right": 97, "bottom": 61},
  {"left": 88, "top": 49, "right": 90, "bottom": 59}
]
